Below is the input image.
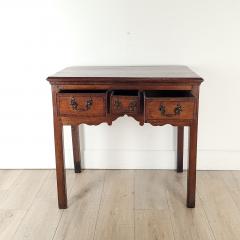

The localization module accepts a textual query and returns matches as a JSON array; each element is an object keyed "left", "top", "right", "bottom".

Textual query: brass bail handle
[
  {"left": 113, "top": 98, "right": 122, "bottom": 110},
  {"left": 70, "top": 97, "right": 93, "bottom": 111},
  {"left": 128, "top": 101, "right": 137, "bottom": 112},
  {"left": 159, "top": 104, "right": 183, "bottom": 117}
]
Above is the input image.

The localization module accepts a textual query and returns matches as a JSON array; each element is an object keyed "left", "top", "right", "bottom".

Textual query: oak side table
[{"left": 47, "top": 66, "right": 203, "bottom": 209}]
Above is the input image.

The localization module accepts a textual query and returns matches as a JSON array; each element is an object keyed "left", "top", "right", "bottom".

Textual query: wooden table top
[{"left": 47, "top": 66, "right": 203, "bottom": 84}]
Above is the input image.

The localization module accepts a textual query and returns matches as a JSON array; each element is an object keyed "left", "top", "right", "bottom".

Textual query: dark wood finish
[
  {"left": 71, "top": 125, "right": 81, "bottom": 173},
  {"left": 187, "top": 121, "right": 198, "bottom": 208},
  {"left": 144, "top": 90, "right": 195, "bottom": 121},
  {"left": 48, "top": 66, "right": 202, "bottom": 84},
  {"left": 51, "top": 86, "right": 67, "bottom": 209},
  {"left": 177, "top": 126, "right": 184, "bottom": 173},
  {"left": 145, "top": 100, "right": 195, "bottom": 121},
  {"left": 57, "top": 84, "right": 193, "bottom": 91},
  {"left": 110, "top": 91, "right": 139, "bottom": 116},
  {"left": 58, "top": 92, "right": 107, "bottom": 117},
  {"left": 187, "top": 85, "right": 200, "bottom": 208},
  {"left": 47, "top": 66, "right": 203, "bottom": 209}
]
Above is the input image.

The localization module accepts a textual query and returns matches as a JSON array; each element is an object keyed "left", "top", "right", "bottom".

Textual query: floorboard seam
[
  {"left": 166, "top": 187, "right": 176, "bottom": 240},
  {"left": 11, "top": 170, "right": 50, "bottom": 239},
  {"left": 51, "top": 170, "right": 79, "bottom": 240},
  {"left": 197, "top": 174, "right": 217, "bottom": 240},
  {"left": 0, "top": 170, "right": 23, "bottom": 191},
  {"left": 92, "top": 170, "right": 106, "bottom": 240},
  {"left": 220, "top": 171, "right": 240, "bottom": 219}
]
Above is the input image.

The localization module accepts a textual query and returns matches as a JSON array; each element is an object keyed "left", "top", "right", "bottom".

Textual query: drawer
[
  {"left": 144, "top": 90, "right": 195, "bottom": 120},
  {"left": 58, "top": 90, "right": 107, "bottom": 117},
  {"left": 110, "top": 90, "right": 139, "bottom": 115}
]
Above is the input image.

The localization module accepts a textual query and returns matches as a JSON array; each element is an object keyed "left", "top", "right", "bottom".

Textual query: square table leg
[
  {"left": 54, "top": 120, "right": 67, "bottom": 209},
  {"left": 52, "top": 86, "right": 67, "bottom": 209},
  {"left": 71, "top": 125, "right": 81, "bottom": 173},
  {"left": 177, "top": 126, "right": 184, "bottom": 173},
  {"left": 187, "top": 121, "right": 198, "bottom": 208},
  {"left": 53, "top": 119, "right": 67, "bottom": 209}
]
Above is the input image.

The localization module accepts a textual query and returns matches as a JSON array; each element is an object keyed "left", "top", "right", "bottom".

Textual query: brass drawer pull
[
  {"left": 159, "top": 104, "right": 183, "bottom": 117},
  {"left": 128, "top": 101, "right": 137, "bottom": 112},
  {"left": 70, "top": 97, "right": 93, "bottom": 111},
  {"left": 113, "top": 99, "right": 122, "bottom": 110},
  {"left": 113, "top": 99, "right": 138, "bottom": 112}
]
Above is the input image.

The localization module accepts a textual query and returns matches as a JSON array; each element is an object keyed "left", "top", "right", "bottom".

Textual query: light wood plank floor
[{"left": 1, "top": 170, "right": 240, "bottom": 240}]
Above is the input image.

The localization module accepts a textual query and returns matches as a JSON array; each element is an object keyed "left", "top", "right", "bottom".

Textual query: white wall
[{"left": 0, "top": 0, "right": 240, "bottom": 170}]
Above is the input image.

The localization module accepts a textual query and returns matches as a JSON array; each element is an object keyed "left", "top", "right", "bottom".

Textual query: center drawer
[
  {"left": 57, "top": 90, "right": 107, "bottom": 117},
  {"left": 144, "top": 90, "right": 195, "bottom": 121},
  {"left": 110, "top": 90, "right": 140, "bottom": 115}
]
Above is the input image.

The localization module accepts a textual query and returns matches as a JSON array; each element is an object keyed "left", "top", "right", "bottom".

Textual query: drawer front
[
  {"left": 145, "top": 99, "right": 195, "bottom": 120},
  {"left": 58, "top": 93, "right": 106, "bottom": 117},
  {"left": 111, "top": 96, "right": 139, "bottom": 115}
]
